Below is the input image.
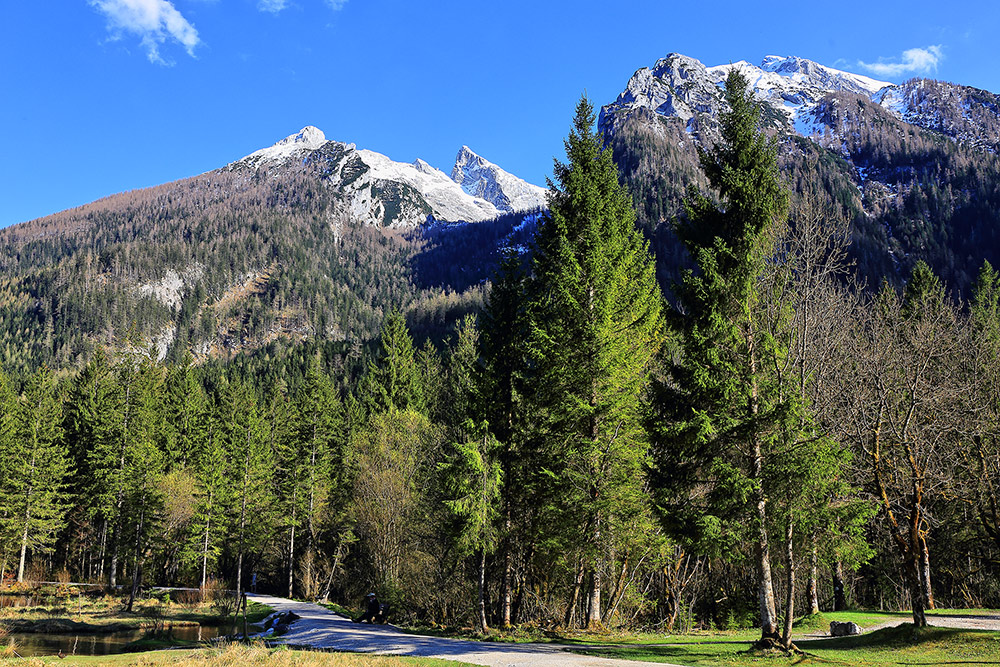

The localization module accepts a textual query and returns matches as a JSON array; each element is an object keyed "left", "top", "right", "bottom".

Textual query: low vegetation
[{"left": 13, "top": 643, "right": 479, "bottom": 666}]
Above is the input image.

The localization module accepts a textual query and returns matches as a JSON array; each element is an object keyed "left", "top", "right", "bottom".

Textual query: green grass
[
  {"left": 791, "top": 610, "right": 910, "bottom": 631},
  {"left": 577, "top": 624, "right": 1000, "bottom": 666}
]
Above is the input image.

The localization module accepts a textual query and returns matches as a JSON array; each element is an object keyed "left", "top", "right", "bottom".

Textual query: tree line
[{"left": 5, "top": 72, "right": 1000, "bottom": 644}]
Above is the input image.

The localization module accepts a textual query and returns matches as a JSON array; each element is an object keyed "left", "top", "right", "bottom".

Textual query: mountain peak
[
  {"left": 237, "top": 126, "right": 329, "bottom": 167},
  {"left": 451, "top": 147, "right": 546, "bottom": 213},
  {"left": 601, "top": 52, "right": 895, "bottom": 138},
  {"left": 275, "top": 126, "right": 327, "bottom": 148}
]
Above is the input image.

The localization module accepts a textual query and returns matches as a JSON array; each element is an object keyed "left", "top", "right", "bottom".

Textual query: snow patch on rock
[
  {"left": 451, "top": 146, "right": 548, "bottom": 213},
  {"left": 239, "top": 126, "right": 328, "bottom": 166},
  {"left": 600, "top": 52, "right": 893, "bottom": 139}
]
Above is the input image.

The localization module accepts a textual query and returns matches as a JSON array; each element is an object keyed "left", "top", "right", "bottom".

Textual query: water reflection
[{"left": 7, "top": 625, "right": 220, "bottom": 657}]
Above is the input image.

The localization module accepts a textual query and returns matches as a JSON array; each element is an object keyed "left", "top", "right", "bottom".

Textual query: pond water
[{"left": 6, "top": 625, "right": 221, "bottom": 657}]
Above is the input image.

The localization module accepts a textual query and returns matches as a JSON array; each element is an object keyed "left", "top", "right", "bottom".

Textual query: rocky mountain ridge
[
  {"left": 231, "top": 127, "right": 546, "bottom": 227},
  {"left": 599, "top": 52, "right": 1000, "bottom": 154},
  {"left": 601, "top": 51, "right": 1000, "bottom": 297}
]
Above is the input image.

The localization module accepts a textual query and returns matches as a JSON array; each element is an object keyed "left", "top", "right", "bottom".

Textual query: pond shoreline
[{"left": 4, "top": 617, "right": 207, "bottom": 634}]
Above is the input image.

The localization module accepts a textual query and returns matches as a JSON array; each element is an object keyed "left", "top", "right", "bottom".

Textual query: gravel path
[
  {"left": 247, "top": 594, "right": 683, "bottom": 667},
  {"left": 868, "top": 611, "right": 1000, "bottom": 633},
  {"left": 248, "top": 594, "right": 1000, "bottom": 666}
]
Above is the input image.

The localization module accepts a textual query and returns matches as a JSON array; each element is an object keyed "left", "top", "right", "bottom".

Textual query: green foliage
[
  {"left": 2, "top": 367, "right": 71, "bottom": 579},
  {"left": 359, "top": 310, "right": 425, "bottom": 416},
  {"left": 439, "top": 421, "right": 502, "bottom": 557},
  {"left": 520, "top": 96, "right": 665, "bottom": 625},
  {"left": 654, "top": 68, "right": 791, "bottom": 553}
]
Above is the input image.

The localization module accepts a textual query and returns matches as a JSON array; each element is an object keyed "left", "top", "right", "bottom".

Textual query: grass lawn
[
  {"left": 12, "top": 643, "right": 481, "bottom": 666},
  {"left": 577, "top": 623, "right": 1000, "bottom": 666}
]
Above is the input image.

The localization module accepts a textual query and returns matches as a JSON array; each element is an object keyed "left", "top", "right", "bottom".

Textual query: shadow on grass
[
  {"left": 579, "top": 624, "right": 1000, "bottom": 666},
  {"left": 797, "top": 624, "right": 1000, "bottom": 666}
]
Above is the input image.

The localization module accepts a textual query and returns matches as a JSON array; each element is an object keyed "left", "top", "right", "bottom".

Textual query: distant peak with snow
[
  {"left": 239, "top": 126, "right": 329, "bottom": 165},
  {"left": 230, "top": 129, "right": 547, "bottom": 227},
  {"left": 599, "top": 52, "right": 897, "bottom": 138},
  {"left": 451, "top": 146, "right": 548, "bottom": 213}
]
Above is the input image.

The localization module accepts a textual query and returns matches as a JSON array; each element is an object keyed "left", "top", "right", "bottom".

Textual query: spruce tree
[
  {"left": 523, "top": 96, "right": 665, "bottom": 628},
  {"left": 654, "top": 68, "right": 790, "bottom": 641},
  {"left": 360, "top": 310, "right": 425, "bottom": 416},
  {"left": 477, "top": 250, "right": 528, "bottom": 626},
  {"left": 8, "top": 368, "right": 71, "bottom": 582},
  {"left": 288, "top": 360, "right": 342, "bottom": 598}
]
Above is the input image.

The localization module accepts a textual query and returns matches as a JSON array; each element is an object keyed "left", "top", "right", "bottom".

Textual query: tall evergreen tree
[
  {"left": 0, "top": 371, "right": 16, "bottom": 577},
  {"left": 65, "top": 348, "right": 121, "bottom": 583},
  {"left": 360, "top": 310, "right": 425, "bottom": 416},
  {"left": 477, "top": 250, "right": 528, "bottom": 627},
  {"left": 653, "top": 68, "right": 790, "bottom": 641},
  {"left": 7, "top": 368, "right": 71, "bottom": 581},
  {"left": 523, "top": 96, "right": 665, "bottom": 628},
  {"left": 219, "top": 380, "right": 275, "bottom": 600},
  {"left": 287, "top": 360, "right": 342, "bottom": 598},
  {"left": 162, "top": 352, "right": 210, "bottom": 468}
]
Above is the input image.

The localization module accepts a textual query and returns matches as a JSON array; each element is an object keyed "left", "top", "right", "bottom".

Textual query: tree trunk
[
  {"left": 753, "top": 461, "right": 778, "bottom": 638},
  {"left": 200, "top": 493, "right": 212, "bottom": 591},
  {"left": 287, "top": 522, "right": 296, "bottom": 599},
  {"left": 919, "top": 535, "right": 934, "bottom": 610},
  {"left": 749, "top": 322, "right": 778, "bottom": 641},
  {"left": 477, "top": 548, "right": 489, "bottom": 633},
  {"left": 833, "top": 560, "right": 846, "bottom": 611},
  {"left": 111, "top": 384, "right": 132, "bottom": 589},
  {"left": 587, "top": 566, "right": 602, "bottom": 629},
  {"left": 780, "top": 516, "right": 795, "bottom": 649},
  {"left": 501, "top": 514, "right": 512, "bottom": 627},
  {"left": 236, "top": 425, "right": 251, "bottom": 601},
  {"left": 126, "top": 497, "right": 146, "bottom": 613},
  {"left": 604, "top": 557, "right": 630, "bottom": 626},
  {"left": 806, "top": 534, "right": 820, "bottom": 615},
  {"left": 907, "top": 552, "right": 927, "bottom": 627},
  {"left": 17, "top": 518, "right": 30, "bottom": 583},
  {"left": 98, "top": 519, "right": 107, "bottom": 583},
  {"left": 563, "top": 557, "right": 585, "bottom": 628}
]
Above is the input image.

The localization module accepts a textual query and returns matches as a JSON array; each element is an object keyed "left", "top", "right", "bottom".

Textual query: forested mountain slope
[
  {"left": 0, "top": 131, "right": 543, "bottom": 371},
  {"left": 3, "top": 54, "right": 999, "bottom": 373}
]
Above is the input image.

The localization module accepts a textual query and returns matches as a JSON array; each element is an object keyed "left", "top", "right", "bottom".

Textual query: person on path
[{"left": 355, "top": 592, "right": 380, "bottom": 623}]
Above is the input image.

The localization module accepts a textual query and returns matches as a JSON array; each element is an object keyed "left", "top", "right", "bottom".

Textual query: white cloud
[
  {"left": 859, "top": 45, "right": 944, "bottom": 78},
  {"left": 257, "top": 0, "right": 288, "bottom": 13},
  {"left": 325, "top": 0, "right": 347, "bottom": 10},
  {"left": 91, "top": 0, "right": 200, "bottom": 65}
]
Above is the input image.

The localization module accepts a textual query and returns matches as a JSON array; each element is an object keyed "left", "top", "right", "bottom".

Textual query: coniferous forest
[{"left": 6, "top": 70, "right": 1000, "bottom": 647}]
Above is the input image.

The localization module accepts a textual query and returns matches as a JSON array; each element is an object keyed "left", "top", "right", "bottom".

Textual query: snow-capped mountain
[
  {"left": 232, "top": 127, "right": 547, "bottom": 227},
  {"left": 599, "top": 53, "right": 894, "bottom": 137},
  {"left": 600, "top": 52, "right": 1000, "bottom": 153},
  {"left": 451, "top": 146, "right": 548, "bottom": 213}
]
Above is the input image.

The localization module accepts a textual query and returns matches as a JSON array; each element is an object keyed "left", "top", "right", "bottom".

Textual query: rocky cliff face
[{"left": 451, "top": 146, "right": 548, "bottom": 213}]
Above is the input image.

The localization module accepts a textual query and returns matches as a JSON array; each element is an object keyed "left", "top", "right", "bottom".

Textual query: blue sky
[{"left": 2, "top": 0, "right": 998, "bottom": 228}]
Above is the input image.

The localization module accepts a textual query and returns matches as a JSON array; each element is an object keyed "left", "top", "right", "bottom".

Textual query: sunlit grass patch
[
  {"left": 24, "top": 642, "right": 482, "bottom": 665},
  {"left": 578, "top": 623, "right": 1000, "bottom": 666}
]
